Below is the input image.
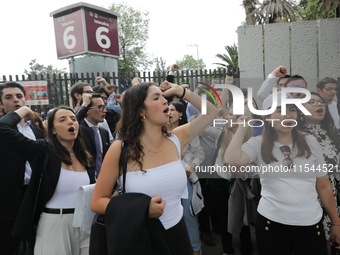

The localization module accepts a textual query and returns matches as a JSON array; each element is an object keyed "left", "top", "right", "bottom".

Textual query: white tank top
[
  {"left": 121, "top": 135, "right": 187, "bottom": 230},
  {"left": 45, "top": 168, "right": 90, "bottom": 208}
]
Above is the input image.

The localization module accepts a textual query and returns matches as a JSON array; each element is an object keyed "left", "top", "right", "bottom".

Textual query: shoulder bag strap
[{"left": 118, "top": 142, "right": 129, "bottom": 194}]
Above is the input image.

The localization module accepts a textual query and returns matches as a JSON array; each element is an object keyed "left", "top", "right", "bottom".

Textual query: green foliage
[
  {"left": 154, "top": 57, "right": 169, "bottom": 72},
  {"left": 298, "top": 0, "right": 339, "bottom": 20},
  {"left": 243, "top": 0, "right": 299, "bottom": 24},
  {"left": 176, "top": 55, "right": 206, "bottom": 71},
  {"left": 214, "top": 44, "right": 239, "bottom": 77},
  {"left": 109, "top": 3, "right": 153, "bottom": 74},
  {"left": 24, "top": 59, "right": 67, "bottom": 77}
]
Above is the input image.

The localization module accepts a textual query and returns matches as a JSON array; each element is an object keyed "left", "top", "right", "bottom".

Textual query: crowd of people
[{"left": 0, "top": 64, "right": 339, "bottom": 255}]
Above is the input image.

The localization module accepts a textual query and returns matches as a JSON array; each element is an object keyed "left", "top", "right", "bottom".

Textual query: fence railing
[{"left": 1, "top": 68, "right": 228, "bottom": 113}]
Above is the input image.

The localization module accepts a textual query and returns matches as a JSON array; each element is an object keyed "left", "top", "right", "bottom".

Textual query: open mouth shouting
[
  {"left": 68, "top": 126, "right": 76, "bottom": 134},
  {"left": 163, "top": 107, "right": 170, "bottom": 116}
]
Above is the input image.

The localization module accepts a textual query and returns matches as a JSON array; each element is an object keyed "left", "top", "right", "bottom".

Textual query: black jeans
[{"left": 256, "top": 213, "right": 327, "bottom": 255}]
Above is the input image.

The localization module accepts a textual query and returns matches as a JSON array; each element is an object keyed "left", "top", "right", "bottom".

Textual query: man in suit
[
  {"left": 76, "top": 93, "right": 110, "bottom": 177},
  {"left": 0, "top": 82, "right": 44, "bottom": 254}
]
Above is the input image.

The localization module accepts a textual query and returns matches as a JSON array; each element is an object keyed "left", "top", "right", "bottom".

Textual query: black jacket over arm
[
  {"left": 0, "top": 112, "right": 96, "bottom": 242},
  {"left": 0, "top": 114, "right": 43, "bottom": 221}
]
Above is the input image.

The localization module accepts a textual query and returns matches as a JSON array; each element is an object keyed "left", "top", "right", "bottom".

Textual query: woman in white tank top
[
  {"left": 92, "top": 81, "right": 219, "bottom": 254},
  {"left": 0, "top": 106, "right": 95, "bottom": 255}
]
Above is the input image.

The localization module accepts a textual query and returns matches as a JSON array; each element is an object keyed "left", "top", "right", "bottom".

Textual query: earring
[
  {"left": 179, "top": 116, "right": 182, "bottom": 120},
  {"left": 141, "top": 116, "right": 145, "bottom": 122}
]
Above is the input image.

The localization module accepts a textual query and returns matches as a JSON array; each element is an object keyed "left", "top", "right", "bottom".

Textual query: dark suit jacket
[
  {"left": 0, "top": 115, "right": 44, "bottom": 221},
  {"left": 79, "top": 120, "right": 110, "bottom": 171},
  {"left": 75, "top": 106, "right": 111, "bottom": 171},
  {"left": 0, "top": 112, "right": 96, "bottom": 242}
]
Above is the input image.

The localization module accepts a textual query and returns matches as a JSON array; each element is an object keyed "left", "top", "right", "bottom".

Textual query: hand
[
  {"left": 95, "top": 76, "right": 109, "bottom": 86},
  {"left": 114, "top": 94, "right": 123, "bottom": 105},
  {"left": 271, "top": 66, "right": 287, "bottom": 77},
  {"left": 131, "top": 77, "right": 142, "bottom": 86},
  {"left": 225, "top": 75, "right": 234, "bottom": 84},
  {"left": 180, "top": 84, "right": 190, "bottom": 90},
  {"left": 15, "top": 106, "right": 34, "bottom": 121},
  {"left": 149, "top": 196, "right": 166, "bottom": 218},
  {"left": 106, "top": 84, "right": 116, "bottom": 94},
  {"left": 236, "top": 115, "right": 251, "bottom": 128},
  {"left": 330, "top": 225, "right": 340, "bottom": 249},
  {"left": 159, "top": 81, "right": 183, "bottom": 98},
  {"left": 171, "top": 64, "right": 179, "bottom": 72},
  {"left": 211, "top": 79, "right": 219, "bottom": 87},
  {"left": 81, "top": 93, "right": 92, "bottom": 107},
  {"left": 185, "top": 163, "right": 195, "bottom": 177}
]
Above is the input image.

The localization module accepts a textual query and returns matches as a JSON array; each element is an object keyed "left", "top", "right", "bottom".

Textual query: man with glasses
[
  {"left": 70, "top": 82, "right": 94, "bottom": 111},
  {"left": 78, "top": 93, "right": 110, "bottom": 177},
  {"left": 283, "top": 75, "right": 308, "bottom": 98},
  {"left": 316, "top": 77, "right": 340, "bottom": 129}
]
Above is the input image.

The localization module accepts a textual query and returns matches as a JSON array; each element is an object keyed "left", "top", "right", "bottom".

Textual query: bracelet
[{"left": 180, "top": 87, "right": 187, "bottom": 99}]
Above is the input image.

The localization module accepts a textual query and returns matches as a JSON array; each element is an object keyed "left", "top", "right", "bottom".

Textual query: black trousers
[
  {"left": 0, "top": 220, "right": 20, "bottom": 255},
  {"left": 165, "top": 217, "right": 193, "bottom": 255},
  {"left": 256, "top": 213, "right": 327, "bottom": 255}
]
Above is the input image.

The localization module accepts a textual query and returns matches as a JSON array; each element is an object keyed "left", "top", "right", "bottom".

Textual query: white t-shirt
[{"left": 241, "top": 134, "right": 326, "bottom": 225}]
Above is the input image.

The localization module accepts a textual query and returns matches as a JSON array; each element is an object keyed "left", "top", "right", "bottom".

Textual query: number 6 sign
[{"left": 51, "top": 3, "right": 119, "bottom": 59}]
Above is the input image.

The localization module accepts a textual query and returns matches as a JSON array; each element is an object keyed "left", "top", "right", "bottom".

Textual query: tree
[
  {"left": 154, "top": 57, "right": 168, "bottom": 72},
  {"left": 214, "top": 44, "right": 239, "bottom": 78},
  {"left": 242, "top": 0, "right": 299, "bottom": 24},
  {"left": 109, "top": 3, "right": 152, "bottom": 74},
  {"left": 176, "top": 55, "right": 205, "bottom": 71},
  {"left": 24, "top": 59, "right": 67, "bottom": 77},
  {"left": 298, "top": 0, "right": 340, "bottom": 19},
  {"left": 243, "top": 0, "right": 261, "bottom": 25},
  {"left": 260, "top": 0, "right": 299, "bottom": 23}
]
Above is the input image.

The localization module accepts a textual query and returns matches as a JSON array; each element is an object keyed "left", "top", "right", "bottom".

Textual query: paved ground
[{"left": 201, "top": 226, "right": 259, "bottom": 255}]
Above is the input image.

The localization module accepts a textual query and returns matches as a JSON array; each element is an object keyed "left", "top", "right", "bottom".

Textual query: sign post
[{"left": 50, "top": 2, "right": 119, "bottom": 59}]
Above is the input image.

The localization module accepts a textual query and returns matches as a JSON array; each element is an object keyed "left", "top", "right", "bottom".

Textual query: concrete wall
[
  {"left": 237, "top": 18, "right": 340, "bottom": 98},
  {"left": 69, "top": 56, "right": 118, "bottom": 81}
]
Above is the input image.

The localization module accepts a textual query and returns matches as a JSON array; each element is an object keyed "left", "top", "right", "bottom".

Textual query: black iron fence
[{"left": 1, "top": 68, "right": 228, "bottom": 114}]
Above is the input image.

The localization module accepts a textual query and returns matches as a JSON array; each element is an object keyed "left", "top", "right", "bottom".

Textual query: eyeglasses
[
  {"left": 89, "top": 105, "right": 107, "bottom": 112},
  {"left": 323, "top": 87, "right": 337, "bottom": 92},
  {"left": 280, "top": 145, "right": 293, "bottom": 169},
  {"left": 307, "top": 100, "right": 326, "bottom": 106},
  {"left": 290, "top": 84, "right": 306, "bottom": 88},
  {"left": 83, "top": 90, "right": 94, "bottom": 94},
  {"left": 101, "top": 96, "right": 108, "bottom": 101}
]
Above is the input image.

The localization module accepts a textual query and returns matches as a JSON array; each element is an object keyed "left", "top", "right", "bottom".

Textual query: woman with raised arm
[
  {"left": 224, "top": 92, "right": 340, "bottom": 255},
  {"left": 91, "top": 81, "right": 218, "bottom": 254},
  {"left": 298, "top": 92, "right": 340, "bottom": 248},
  {"left": 0, "top": 105, "right": 94, "bottom": 255}
]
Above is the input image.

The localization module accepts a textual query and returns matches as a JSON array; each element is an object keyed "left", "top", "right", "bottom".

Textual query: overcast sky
[{"left": 0, "top": 0, "right": 245, "bottom": 76}]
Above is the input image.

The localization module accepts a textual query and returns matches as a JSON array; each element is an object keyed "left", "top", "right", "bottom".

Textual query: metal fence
[{"left": 1, "top": 68, "right": 228, "bottom": 114}]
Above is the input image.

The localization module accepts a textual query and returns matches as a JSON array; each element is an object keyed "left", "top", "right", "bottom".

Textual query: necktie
[{"left": 91, "top": 126, "right": 103, "bottom": 177}]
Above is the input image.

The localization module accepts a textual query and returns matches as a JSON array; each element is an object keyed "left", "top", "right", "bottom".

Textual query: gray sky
[{"left": 0, "top": 0, "right": 245, "bottom": 76}]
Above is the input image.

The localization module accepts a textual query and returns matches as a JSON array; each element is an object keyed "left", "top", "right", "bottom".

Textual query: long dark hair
[
  {"left": 261, "top": 106, "right": 311, "bottom": 164},
  {"left": 47, "top": 106, "right": 92, "bottom": 168},
  {"left": 169, "top": 100, "right": 188, "bottom": 127},
  {"left": 299, "top": 92, "right": 340, "bottom": 148},
  {"left": 116, "top": 83, "right": 171, "bottom": 170}
]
